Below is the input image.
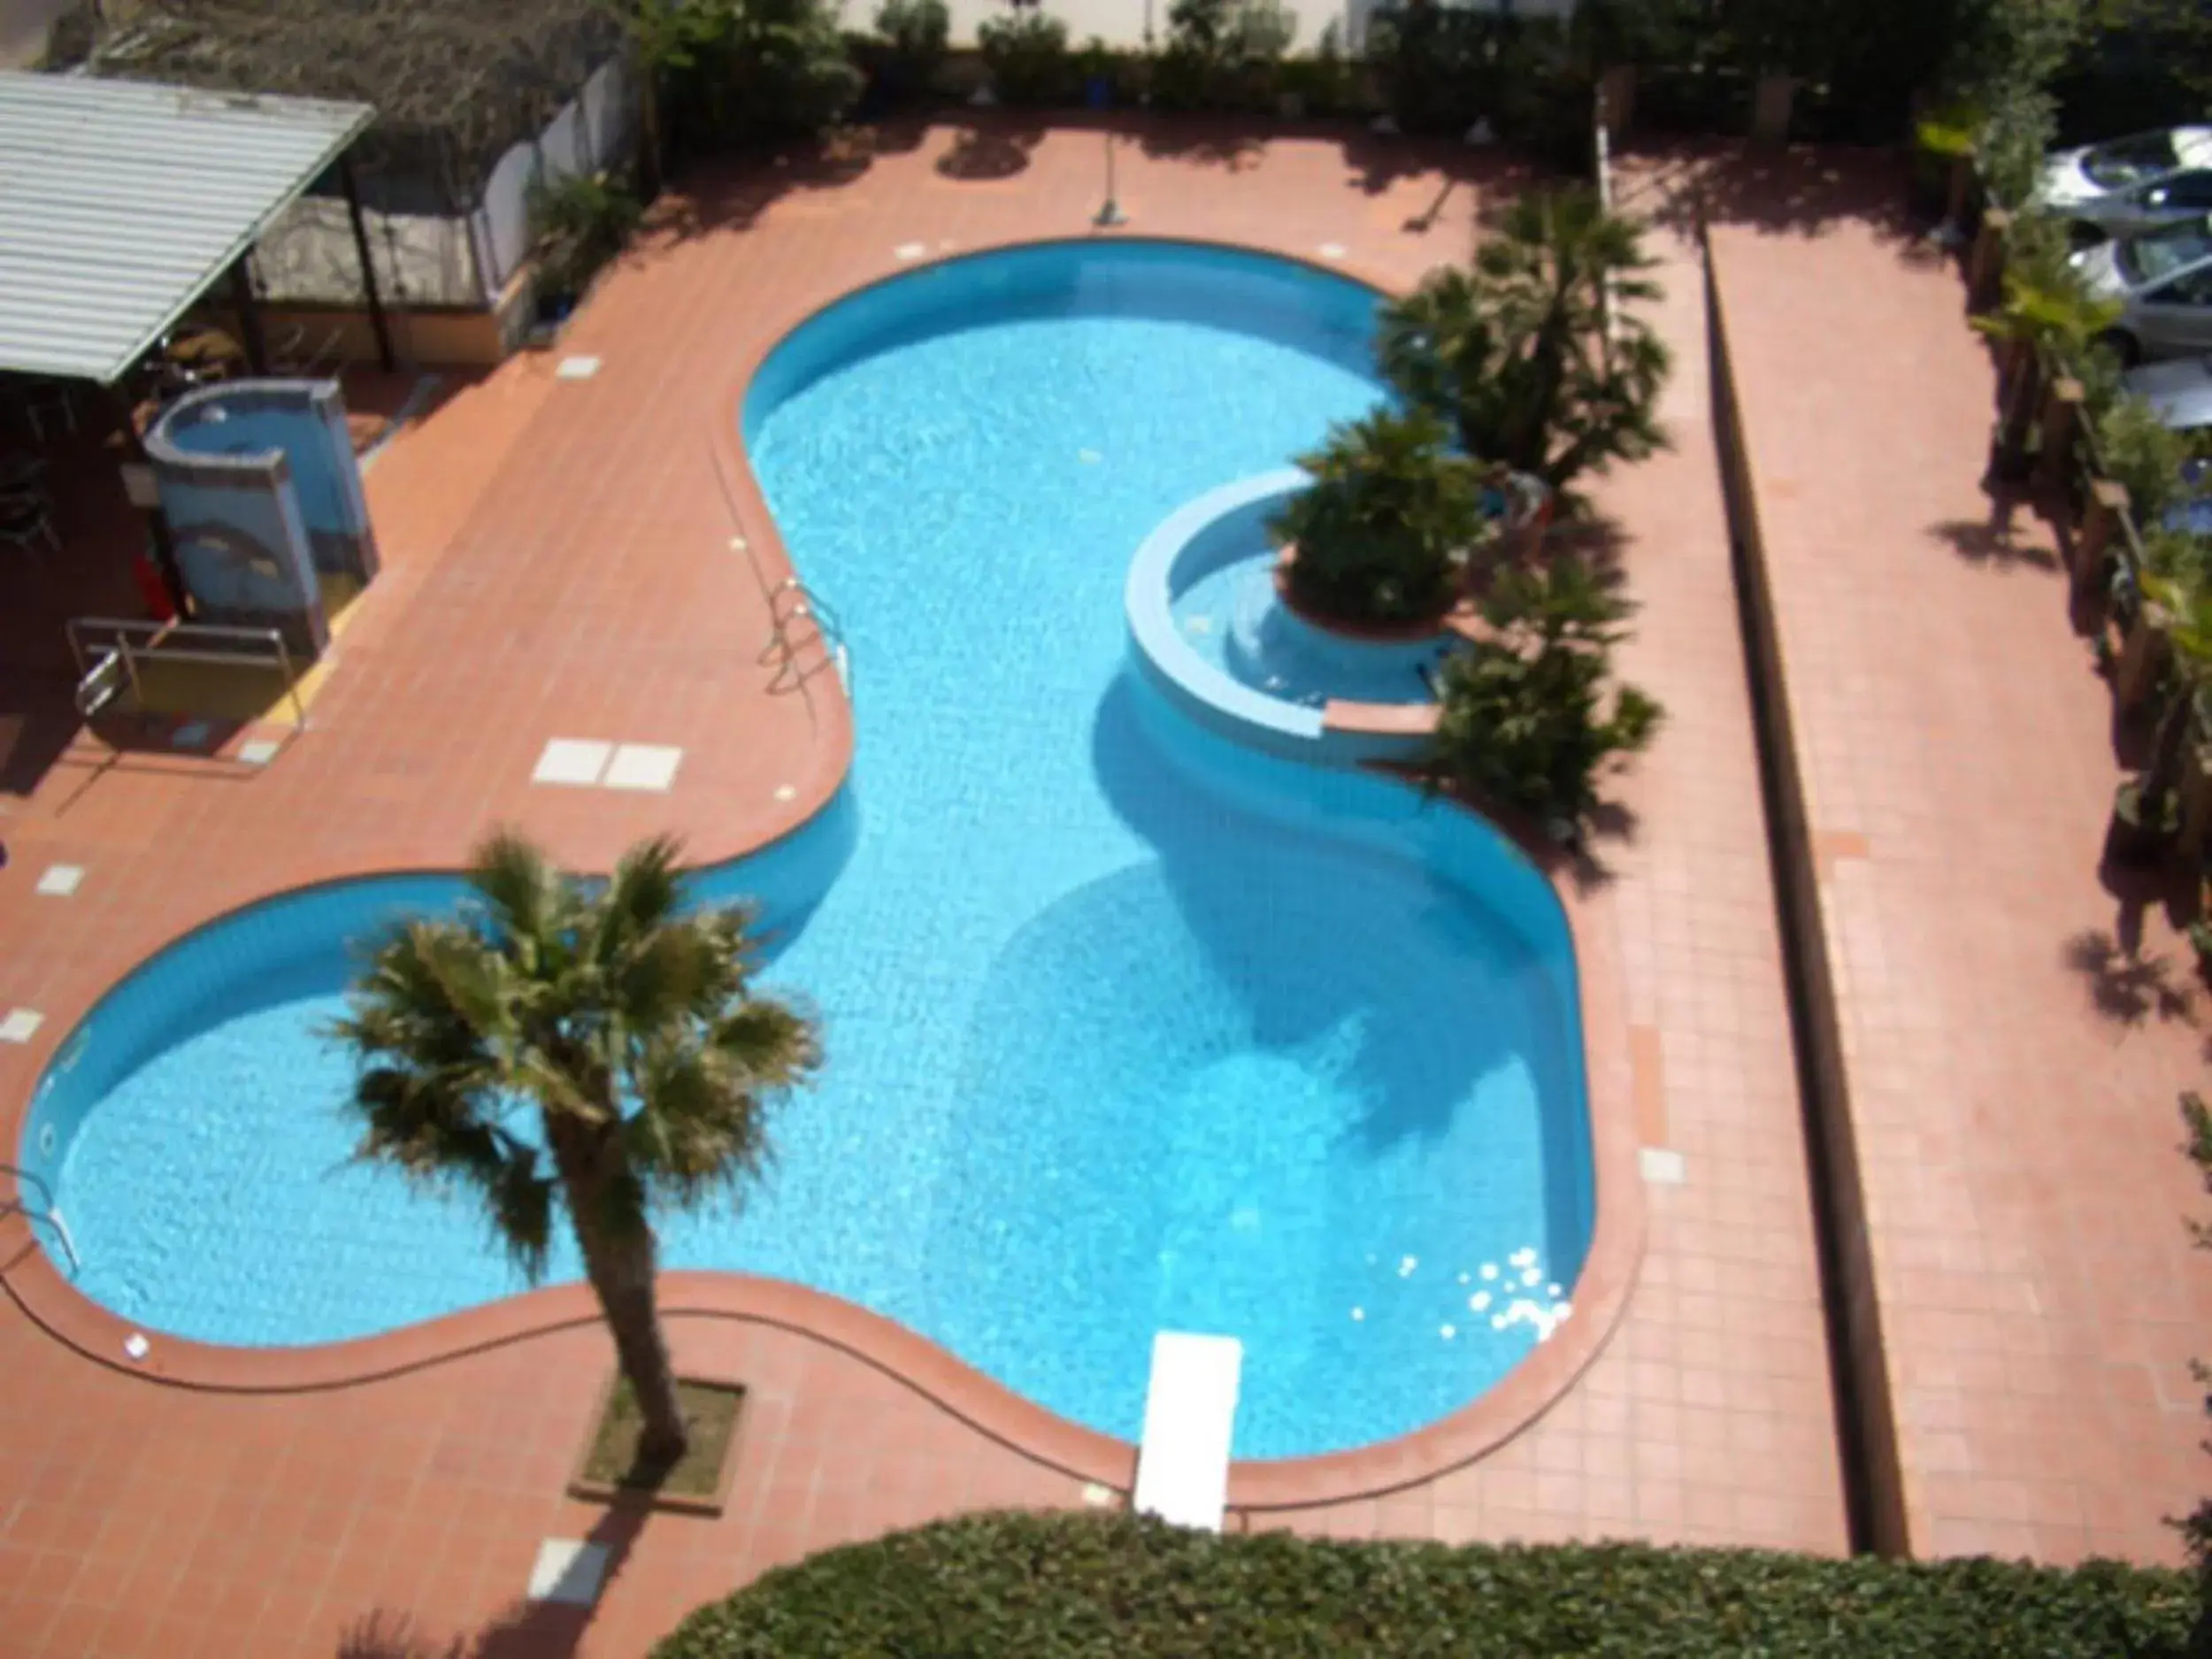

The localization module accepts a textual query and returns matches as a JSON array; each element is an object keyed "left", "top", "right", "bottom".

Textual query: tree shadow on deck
[{"left": 335, "top": 1498, "right": 656, "bottom": 1659}]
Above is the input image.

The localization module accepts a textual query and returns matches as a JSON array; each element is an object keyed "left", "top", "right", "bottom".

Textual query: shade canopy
[{"left": 0, "top": 71, "right": 373, "bottom": 386}]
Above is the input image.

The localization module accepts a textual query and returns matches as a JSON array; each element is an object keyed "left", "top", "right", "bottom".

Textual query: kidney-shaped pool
[{"left": 23, "top": 241, "right": 1595, "bottom": 1460}]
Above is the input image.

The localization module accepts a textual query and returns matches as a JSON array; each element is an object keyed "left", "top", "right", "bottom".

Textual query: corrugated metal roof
[{"left": 0, "top": 71, "right": 373, "bottom": 385}]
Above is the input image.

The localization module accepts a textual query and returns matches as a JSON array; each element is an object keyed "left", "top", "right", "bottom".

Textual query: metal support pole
[
  {"left": 341, "top": 153, "right": 398, "bottom": 372},
  {"left": 1094, "top": 130, "right": 1126, "bottom": 228},
  {"left": 228, "top": 261, "right": 270, "bottom": 375}
]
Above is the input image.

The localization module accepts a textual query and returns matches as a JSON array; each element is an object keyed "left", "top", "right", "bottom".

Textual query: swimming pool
[{"left": 25, "top": 241, "right": 1595, "bottom": 1460}]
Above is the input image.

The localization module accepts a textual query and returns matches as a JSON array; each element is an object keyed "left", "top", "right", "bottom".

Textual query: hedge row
[{"left": 653, "top": 1510, "right": 2201, "bottom": 1658}]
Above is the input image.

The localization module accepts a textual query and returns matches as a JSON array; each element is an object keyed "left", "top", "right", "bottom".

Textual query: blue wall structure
[{"left": 146, "top": 380, "right": 382, "bottom": 658}]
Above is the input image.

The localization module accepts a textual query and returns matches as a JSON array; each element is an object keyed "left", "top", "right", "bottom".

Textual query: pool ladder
[
  {"left": 762, "top": 577, "right": 850, "bottom": 696},
  {"left": 1, "top": 1164, "right": 81, "bottom": 1277}
]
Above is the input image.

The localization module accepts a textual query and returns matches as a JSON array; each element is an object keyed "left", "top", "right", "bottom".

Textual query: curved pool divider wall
[
  {"left": 1126, "top": 471, "right": 1441, "bottom": 766},
  {"left": 1118, "top": 668, "right": 1597, "bottom": 1284},
  {"left": 147, "top": 379, "right": 381, "bottom": 660},
  {"left": 18, "top": 787, "right": 863, "bottom": 1233},
  {"left": 740, "top": 239, "right": 1383, "bottom": 444}
]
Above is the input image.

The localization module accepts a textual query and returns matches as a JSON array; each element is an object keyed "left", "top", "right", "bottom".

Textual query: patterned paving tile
[{"left": 0, "top": 124, "right": 1856, "bottom": 1659}]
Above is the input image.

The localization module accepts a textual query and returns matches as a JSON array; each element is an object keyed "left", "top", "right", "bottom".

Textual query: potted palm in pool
[
  {"left": 1268, "top": 406, "right": 1491, "bottom": 633},
  {"left": 329, "top": 831, "right": 821, "bottom": 1506}
]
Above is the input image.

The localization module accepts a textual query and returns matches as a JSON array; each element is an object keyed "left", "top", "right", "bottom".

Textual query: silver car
[
  {"left": 2073, "top": 215, "right": 2212, "bottom": 365},
  {"left": 2122, "top": 353, "right": 2212, "bottom": 434},
  {"left": 2038, "top": 126, "right": 2212, "bottom": 238}
]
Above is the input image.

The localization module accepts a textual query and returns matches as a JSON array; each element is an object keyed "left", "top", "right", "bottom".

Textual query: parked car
[
  {"left": 2037, "top": 127, "right": 2212, "bottom": 238},
  {"left": 2072, "top": 215, "right": 2212, "bottom": 364},
  {"left": 2122, "top": 353, "right": 2212, "bottom": 434}
]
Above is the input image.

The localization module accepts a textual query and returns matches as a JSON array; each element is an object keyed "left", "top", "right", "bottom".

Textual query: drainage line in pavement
[{"left": 1699, "top": 219, "right": 1906, "bottom": 1560}]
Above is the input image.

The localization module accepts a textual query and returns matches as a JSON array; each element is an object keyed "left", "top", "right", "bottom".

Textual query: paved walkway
[
  {"left": 1708, "top": 152, "right": 2212, "bottom": 1562},
  {"left": 1, "top": 122, "right": 1839, "bottom": 1659}
]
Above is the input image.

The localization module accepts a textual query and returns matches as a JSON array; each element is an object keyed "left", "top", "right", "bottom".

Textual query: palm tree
[
  {"left": 1269, "top": 405, "right": 1490, "bottom": 628},
  {"left": 1425, "top": 556, "right": 1662, "bottom": 841},
  {"left": 1378, "top": 189, "right": 1671, "bottom": 501},
  {"left": 329, "top": 831, "right": 821, "bottom": 1463}
]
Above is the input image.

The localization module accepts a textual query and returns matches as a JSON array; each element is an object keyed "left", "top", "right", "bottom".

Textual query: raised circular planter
[{"left": 1125, "top": 471, "right": 1451, "bottom": 764}]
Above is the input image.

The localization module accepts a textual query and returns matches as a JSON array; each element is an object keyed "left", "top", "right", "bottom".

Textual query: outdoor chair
[
  {"left": 4, "top": 379, "right": 76, "bottom": 443},
  {"left": 0, "top": 490, "right": 58, "bottom": 559},
  {"left": 271, "top": 320, "right": 349, "bottom": 380}
]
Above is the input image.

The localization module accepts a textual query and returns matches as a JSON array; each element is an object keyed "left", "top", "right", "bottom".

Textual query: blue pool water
[
  {"left": 30, "top": 242, "right": 1594, "bottom": 1459},
  {"left": 1172, "top": 551, "right": 1453, "bottom": 708}
]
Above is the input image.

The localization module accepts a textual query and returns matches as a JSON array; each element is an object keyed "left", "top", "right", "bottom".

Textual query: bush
[
  {"left": 652, "top": 1509, "right": 2200, "bottom": 1658},
  {"left": 654, "top": 0, "right": 861, "bottom": 155},
  {"left": 1153, "top": 0, "right": 1297, "bottom": 111},
  {"left": 2101, "top": 396, "right": 2195, "bottom": 526},
  {"left": 530, "top": 173, "right": 644, "bottom": 304},
  {"left": 872, "top": 0, "right": 950, "bottom": 93},
  {"left": 979, "top": 2, "right": 1072, "bottom": 104},
  {"left": 1426, "top": 556, "right": 1660, "bottom": 840},
  {"left": 1270, "top": 407, "right": 1489, "bottom": 629}
]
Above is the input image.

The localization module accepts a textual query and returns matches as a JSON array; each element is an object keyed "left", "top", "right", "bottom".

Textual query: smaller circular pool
[{"left": 1172, "top": 553, "right": 1451, "bottom": 709}]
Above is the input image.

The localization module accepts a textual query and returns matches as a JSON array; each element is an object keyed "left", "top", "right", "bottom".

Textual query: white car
[
  {"left": 2038, "top": 127, "right": 2212, "bottom": 238},
  {"left": 2072, "top": 214, "right": 2212, "bottom": 365}
]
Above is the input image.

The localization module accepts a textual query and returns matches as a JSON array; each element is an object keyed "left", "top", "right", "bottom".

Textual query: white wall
[
  {"left": 250, "top": 56, "right": 637, "bottom": 311},
  {"left": 929, "top": 0, "right": 1570, "bottom": 51},
  {"left": 472, "top": 55, "right": 637, "bottom": 299}
]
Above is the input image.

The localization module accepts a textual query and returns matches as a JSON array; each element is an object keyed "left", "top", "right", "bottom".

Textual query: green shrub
[
  {"left": 873, "top": 0, "right": 950, "bottom": 91},
  {"left": 1427, "top": 556, "right": 1661, "bottom": 840},
  {"left": 2101, "top": 395, "right": 2194, "bottom": 526},
  {"left": 529, "top": 172, "right": 644, "bottom": 303},
  {"left": 1154, "top": 0, "right": 1297, "bottom": 110},
  {"left": 652, "top": 1509, "right": 2199, "bottom": 1658},
  {"left": 654, "top": 0, "right": 861, "bottom": 153},
  {"left": 979, "top": 2, "right": 1072, "bottom": 104},
  {"left": 1270, "top": 407, "right": 1488, "bottom": 628}
]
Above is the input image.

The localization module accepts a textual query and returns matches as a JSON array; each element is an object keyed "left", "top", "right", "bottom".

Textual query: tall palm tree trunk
[{"left": 549, "top": 1123, "right": 689, "bottom": 1463}]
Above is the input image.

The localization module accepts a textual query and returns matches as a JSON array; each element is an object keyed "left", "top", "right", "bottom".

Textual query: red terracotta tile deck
[
  {"left": 2, "top": 121, "right": 1840, "bottom": 1658},
  {"left": 1708, "top": 151, "right": 2212, "bottom": 1563}
]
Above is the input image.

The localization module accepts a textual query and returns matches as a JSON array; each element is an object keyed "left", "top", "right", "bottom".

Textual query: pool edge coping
[{"left": 1, "top": 228, "right": 1647, "bottom": 1512}]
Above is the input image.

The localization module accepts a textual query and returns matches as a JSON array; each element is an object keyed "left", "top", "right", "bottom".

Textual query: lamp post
[{"left": 1088, "top": 69, "right": 1125, "bottom": 227}]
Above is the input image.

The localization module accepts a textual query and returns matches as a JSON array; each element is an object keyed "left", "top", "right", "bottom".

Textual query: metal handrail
[
  {"left": 65, "top": 614, "right": 306, "bottom": 731},
  {"left": 762, "top": 577, "right": 850, "bottom": 695},
  {"left": 0, "top": 1163, "right": 80, "bottom": 1276}
]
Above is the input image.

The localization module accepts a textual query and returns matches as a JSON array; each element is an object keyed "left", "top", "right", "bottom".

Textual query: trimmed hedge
[{"left": 654, "top": 1510, "right": 2200, "bottom": 1658}]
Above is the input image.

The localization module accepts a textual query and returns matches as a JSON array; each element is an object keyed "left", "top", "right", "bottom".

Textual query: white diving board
[{"left": 1133, "top": 1332, "right": 1243, "bottom": 1532}]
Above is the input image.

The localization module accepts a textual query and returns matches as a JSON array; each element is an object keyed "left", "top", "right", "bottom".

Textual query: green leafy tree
[
  {"left": 330, "top": 832, "right": 821, "bottom": 1462},
  {"left": 978, "top": 2, "right": 1072, "bottom": 104},
  {"left": 1379, "top": 191, "right": 1671, "bottom": 503},
  {"left": 1269, "top": 407, "right": 1490, "bottom": 629},
  {"left": 1425, "top": 557, "right": 1662, "bottom": 839},
  {"left": 874, "top": 0, "right": 951, "bottom": 92},
  {"left": 636, "top": 0, "right": 860, "bottom": 159}
]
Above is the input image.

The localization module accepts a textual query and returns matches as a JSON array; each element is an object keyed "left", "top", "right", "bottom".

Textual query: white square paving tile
[
  {"left": 533, "top": 738, "right": 612, "bottom": 787},
  {"left": 893, "top": 241, "right": 927, "bottom": 261},
  {"left": 604, "top": 742, "right": 683, "bottom": 793},
  {"left": 528, "top": 1539, "right": 611, "bottom": 1606},
  {"left": 555, "top": 355, "right": 602, "bottom": 380},
  {"left": 35, "top": 864, "right": 83, "bottom": 897},
  {"left": 1639, "top": 1147, "right": 1687, "bottom": 1187},
  {"left": 0, "top": 1009, "right": 44, "bottom": 1044},
  {"left": 237, "top": 738, "right": 282, "bottom": 767}
]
